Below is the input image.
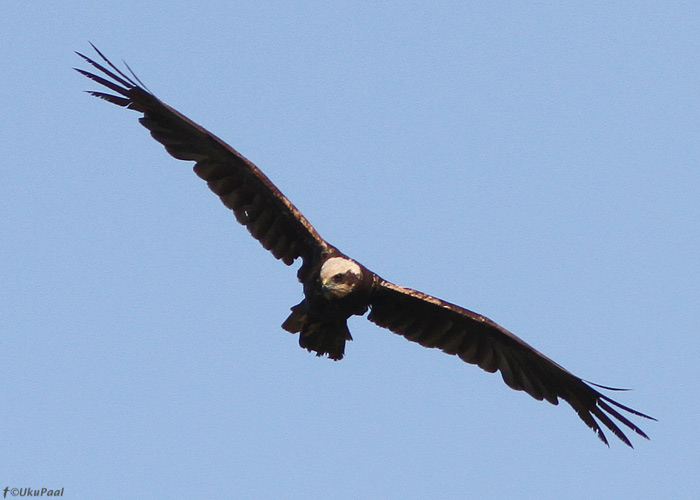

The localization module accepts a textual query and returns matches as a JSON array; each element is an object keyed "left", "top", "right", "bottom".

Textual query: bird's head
[{"left": 320, "top": 257, "right": 363, "bottom": 299}]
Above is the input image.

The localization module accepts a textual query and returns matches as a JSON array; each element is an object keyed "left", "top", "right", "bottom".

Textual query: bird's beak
[{"left": 320, "top": 277, "right": 333, "bottom": 298}]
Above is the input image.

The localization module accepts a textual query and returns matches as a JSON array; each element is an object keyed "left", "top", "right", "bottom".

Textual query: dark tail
[{"left": 282, "top": 301, "right": 352, "bottom": 361}]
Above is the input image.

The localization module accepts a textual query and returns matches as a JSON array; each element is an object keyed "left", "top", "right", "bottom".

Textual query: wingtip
[{"left": 584, "top": 379, "right": 632, "bottom": 392}]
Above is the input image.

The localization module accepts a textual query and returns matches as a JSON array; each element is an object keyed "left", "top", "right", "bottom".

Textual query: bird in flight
[{"left": 76, "top": 44, "right": 654, "bottom": 447}]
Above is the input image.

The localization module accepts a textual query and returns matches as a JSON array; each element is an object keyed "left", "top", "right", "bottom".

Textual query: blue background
[{"left": 2, "top": 2, "right": 698, "bottom": 499}]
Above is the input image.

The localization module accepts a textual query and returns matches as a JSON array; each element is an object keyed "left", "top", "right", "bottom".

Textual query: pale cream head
[{"left": 320, "top": 257, "right": 362, "bottom": 298}]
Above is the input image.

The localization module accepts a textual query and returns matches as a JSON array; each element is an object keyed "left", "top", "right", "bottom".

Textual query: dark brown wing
[
  {"left": 368, "top": 278, "right": 654, "bottom": 447},
  {"left": 75, "top": 44, "right": 330, "bottom": 276}
]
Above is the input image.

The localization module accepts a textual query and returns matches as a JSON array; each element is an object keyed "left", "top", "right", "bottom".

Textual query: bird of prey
[{"left": 76, "top": 44, "right": 654, "bottom": 447}]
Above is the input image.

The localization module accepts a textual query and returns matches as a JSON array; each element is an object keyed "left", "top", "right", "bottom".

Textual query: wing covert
[{"left": 368, "top": 278, "right": 654, "bottom": 447}]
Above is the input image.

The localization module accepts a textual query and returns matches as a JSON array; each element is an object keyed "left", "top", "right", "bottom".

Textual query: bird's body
[
  {"left": 284, "top": 255, "right": 374, "bottom": 360},
  {"left": 76, "top": 44, "right": 654, "bottom": 447}
]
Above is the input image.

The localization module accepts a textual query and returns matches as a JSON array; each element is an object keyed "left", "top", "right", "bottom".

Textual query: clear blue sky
[{"left": 2, "top": 2, "right": 698, "bottom": 499}]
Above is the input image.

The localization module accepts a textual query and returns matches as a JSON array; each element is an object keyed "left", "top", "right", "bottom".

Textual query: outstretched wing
[
  {"left": 76, "top": 44, "right": 330, "bottom": 276},
  {"left": 368, "top": 278, "right": 654, "bottom": 447}
]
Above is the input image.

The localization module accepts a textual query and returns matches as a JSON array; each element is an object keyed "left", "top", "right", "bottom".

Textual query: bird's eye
[{"left": 332, "top": 273, "right": 344, "bottom": 283}]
